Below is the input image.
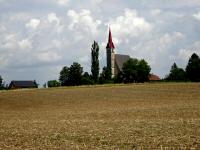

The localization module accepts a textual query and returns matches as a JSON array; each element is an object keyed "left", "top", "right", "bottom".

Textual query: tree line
[
  {"left": 46, "top": 41, "right": 200, "bottom": 88},
  {"left": 0, "top": 41, "right": 199, "bottom": 89}
]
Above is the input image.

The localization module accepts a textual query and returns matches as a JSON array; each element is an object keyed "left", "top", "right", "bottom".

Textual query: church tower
[{"left": 106, "top": 28, "right": 115, "bottom": 78}]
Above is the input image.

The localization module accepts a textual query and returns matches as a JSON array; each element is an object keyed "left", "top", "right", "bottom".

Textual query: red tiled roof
[{"left": 149, "top": 74, "right": 161, "bottom": 81}]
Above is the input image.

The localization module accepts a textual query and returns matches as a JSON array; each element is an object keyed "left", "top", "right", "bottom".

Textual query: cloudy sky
[{"left": 0, "top": 0, "right": 200, "bottom": 86}]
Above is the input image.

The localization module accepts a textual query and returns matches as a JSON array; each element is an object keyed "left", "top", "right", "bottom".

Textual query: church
[
  {"left": 106, "top": 28, "right": 161, "bottom": 81},
  {"left": 106, "top": 29, "right": 131, "bottom": 78}
]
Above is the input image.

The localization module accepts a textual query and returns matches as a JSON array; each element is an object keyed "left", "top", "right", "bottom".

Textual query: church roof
[
  {"left": 115, "top": 54, "right": 130, "bottom": 71},
  {"left": 106, "top": 28, "right": 115, "bottom": 49}
]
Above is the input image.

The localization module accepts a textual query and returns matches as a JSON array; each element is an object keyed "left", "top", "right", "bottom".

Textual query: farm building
[{"left": 9, "top": 80, "right": 38, "bottom": 89}]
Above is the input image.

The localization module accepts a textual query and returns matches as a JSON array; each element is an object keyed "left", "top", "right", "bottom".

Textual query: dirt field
[{"left": 0, "top": 83, "right": 200, "bottom": 149}]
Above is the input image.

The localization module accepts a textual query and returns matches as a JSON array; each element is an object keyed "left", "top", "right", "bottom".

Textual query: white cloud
[
  {"left": 0, "top": 25, "right": 6, "bottom": 33},
  {"left": 37, "top": 51, "right": 61, "bottom": 62},
  {"left": 1, "top": 33, "right": 33, "bottom": 51},
  {"left": 107, "top": 9, "right": 152, "bottom": 41},
  {"left": 176, "top": 0, "right": 200, "bottom": 5},
  {"left": 47, "top": 13, "right": 63, "bottom": 33},
  {"left": 25, "top": 18, "right": 41, "bottom": 29},
  {"left": 91, "top": 0, "right": 103, "bottom": 6},
  {"left": 2, "top": 34, "right": 18, "bottom": 50},
  {"left": 67, "top": 9, "right": 101, "bottom": 35},
  {"left": 193, "top": 11, "right": 200, "bottom": 21},
  {"left": 52, "top": 39, "right": 62, "bottom": 48},
  {"left": 151, "top": 9, "right": 162, "bottom": 16},
  {"left": 48, "top": 13, "right": 60, "bottom": 25},
  {"left": 156, "top": 32, "right": 184, "bottom": 51},
  {"left": 159, "top": 32, "right": 184, "bottom": 49},
  {"left": 18, "top": 39, "right": 32, "bottom": 50},
  {"left": 57, "top": 0, "right": 69, "bottom": 6}
]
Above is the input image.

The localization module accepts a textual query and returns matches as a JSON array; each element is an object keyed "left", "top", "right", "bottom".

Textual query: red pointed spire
[{"left": 106, "top": 28, "right": 115, "bottom": 49}]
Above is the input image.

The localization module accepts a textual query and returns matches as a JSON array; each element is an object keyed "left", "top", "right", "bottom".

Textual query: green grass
[{"left": 0, "top": 83, "right": 200, "bottom": 149}]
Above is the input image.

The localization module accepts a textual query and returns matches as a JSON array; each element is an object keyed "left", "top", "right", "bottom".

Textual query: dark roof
[
  {"left": 9, "top": 81, "right": 37, "bottom": 88},
  {"left": 149, "top": 74, "right": 161, "bottom": 81},
  {"left": 115, "top": 54, "right": 130, "bottom": 71}
]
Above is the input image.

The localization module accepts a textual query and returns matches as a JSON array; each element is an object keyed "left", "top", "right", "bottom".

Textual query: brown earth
[{"left": 0, "top": 83, "right": 200, "bottom": 149}]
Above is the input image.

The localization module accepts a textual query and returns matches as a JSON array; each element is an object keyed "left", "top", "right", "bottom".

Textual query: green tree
[
  {"left": 122, "top": 58, "right": 151, "bottom": 83},
  {"left": 0, "top": 75, "right": 3, "bottom": 90},
  {"left": 59, "top": 66, "right": 69, "bottom": 86},
  {"left": 122, "top": 58, "right": 138, "bottom": 83},
  {"left": 47, "top": 80, "right": 60, "bottom": 88},
  {"left": 186, "top": 53, "right": 200, "bottom": 82},
  {"left": 91, "top": 41, "right": 99, "bottom": 82},
  {"left": 114, "top": 71, "right": 124, "bottom": 83},
  {"left": 83, "top": 72, "right": 90, "bottom": 79},
  {"left": 81, "top": 72, "right": 94, "bottom": 85},
  {"left": 100, "top": 66, "right": 111, "bottom": 80},
  {"left": 99, "top": 66, "right": 112, "bottom": 84},
  {"left": 0, "top": 76, "right": 2, "bottom": 87},
  {"left": 68, "top": 62, "right": 83, "bottom": 86},
  {"left": 137, "top": 59, "right": 151, "bottom": 82},
  {"left": 166, "top": 63, "right": 186, "bottom": 81}
]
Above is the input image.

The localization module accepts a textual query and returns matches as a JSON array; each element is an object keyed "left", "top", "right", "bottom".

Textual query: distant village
[{"left": 0, "top": 29, "right": 200, "bottom": 90}]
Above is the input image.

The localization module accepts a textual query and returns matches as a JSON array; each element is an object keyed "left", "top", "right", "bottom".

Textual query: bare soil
[{"left": 0, "top": 83, "right": 200, "bottom": 149}]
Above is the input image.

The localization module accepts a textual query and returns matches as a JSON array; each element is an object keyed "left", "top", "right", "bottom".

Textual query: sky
[{"left": 0, "top": 0, "right": 200, "bottom": 86}]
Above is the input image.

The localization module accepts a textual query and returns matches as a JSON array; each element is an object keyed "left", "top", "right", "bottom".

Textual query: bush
[{"left": 47, "top": 80, "right": 61, "bottom": 88}]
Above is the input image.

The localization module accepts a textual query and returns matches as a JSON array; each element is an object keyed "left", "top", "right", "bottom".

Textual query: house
[
  {"left": 9, "top": 80, "right": 38, "bottom": 89},
  {"left": 148, "top": 74, "right": 161, "bottom": 81}
]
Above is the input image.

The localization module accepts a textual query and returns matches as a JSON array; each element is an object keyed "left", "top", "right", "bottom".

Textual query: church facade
[{"left": 106, "top": 29, "right": 130, "bottom": 77}]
